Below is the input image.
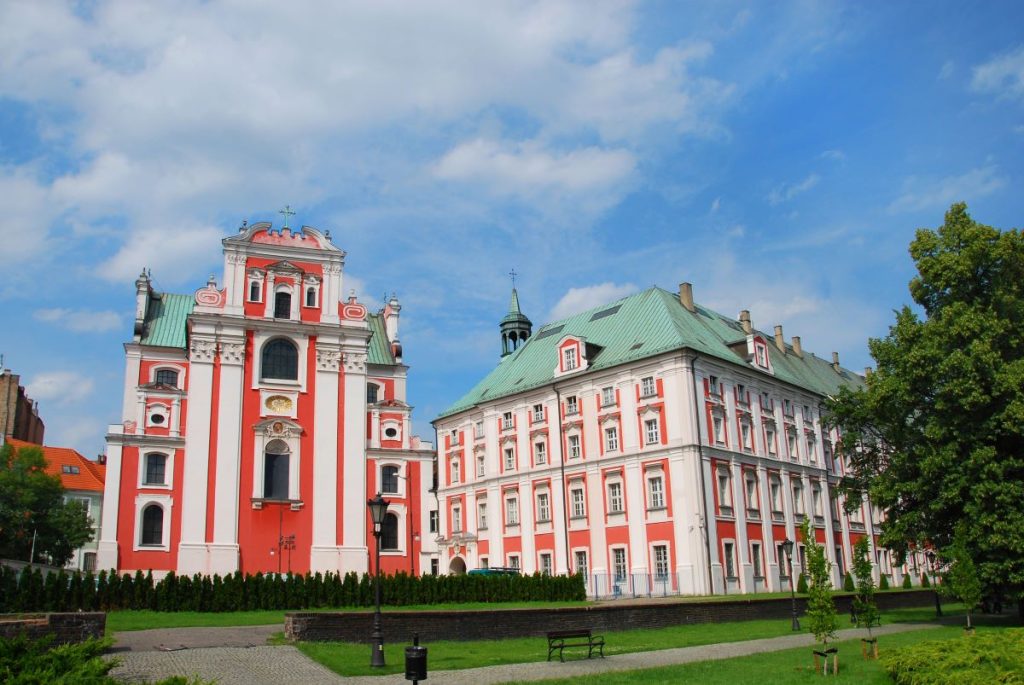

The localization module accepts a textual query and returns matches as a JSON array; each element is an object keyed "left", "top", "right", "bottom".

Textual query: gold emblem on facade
[{"left": 265, "top": 395, "right": 293, "bottom": 414}]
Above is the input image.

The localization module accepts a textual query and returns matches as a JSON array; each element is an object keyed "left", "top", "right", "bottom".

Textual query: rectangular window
[
  {"left": 812, "top": 484, "right": 823, "bottom": 517},
  {"left": 502, "top": 411, "right": 513, "bottom": 430},
  {"left": 478, "top": 501, "right": 487, "bottom": 529},
  {"left": 713, "top": 415, "right": 725, "bottom": 444},
  {"left": 605, "top": 426, "right": 619, "bottom": 452},
  {"left": 534, "top": 441, "right": 546, "bottom": 465},
  {"left": 566, "top": 395, "right": 578, "bottom": 415},
  {"left": 474, "top": 420, "right": 484, "bottom": 439},
  {"left": 532, "top": 404, "right": 544, "bottom": 422},
  {"left": 647, "top": 475, "right": 665, "bottom": 509},
  {"left": 784, "top": 399, "right": 793, "bottom": 416},
  {"left": 717, "top": 469, "right": 732, "bottom": 511},
  {"left": 508, "top": 555, "right": 520, "bottom": 570},
  {"left": 144, "top": 454, "right": 167, "bottom": 486},
  {"left": 429, "top": 510, "right": 438, "bottom": 533},
  {"left": 806, "top": 436, "right": 817, "bottom": 462},
  {"left": 645, "top": 418, "right": 660, "bottom": 445},
  {"left": 708, "top": 375, "right": 719, "bottom": 395},
  {"left": 537, "top": 492, "right": 551, "bottom": 522},
  {"left": 540, "top": 552, "right": 552, "bottom": 575},
  {"left": 745, "top": 475, "right": 758, "bottom": 510},
  {"left": 575, "top": 550, "right": 588, "bottom": 578},
  {"left": 264, "top": 452, "right": 289, "bottom": 500},
  {"left": 505, "top": 497, "right": 519, "bottom": 526},
  {"left": 452, "top": 505, "right": 462, "bottom": 533},
  {"left": 504, "top": 447, "right": 515, "bottom": 471},
  {"left": 737, "top": 384, "right": 747, "bottom": 403},
  {"left": 476, "top": 454, "right": 485, "bottom": 478},
  {"left": 613, "top": 548, "right": 627, "bottom": 581},
  {"left": 788, "top": 432, "right": 798, "bottom": 459},
  {"left": 568, "top": 434, "right": 581, "bottom": 459},
  {"left": 480, "top": 557, "right": 489, "bottom": 569},
  {"left": 653, "top": 545, "right": 669, "bottom": 579},
  {"left": 607, "top": 482, "right": 624, "bottom": 513},
  {"left": 601, "top": 386, "right": 615, "bottom": 407},
  {"left": 724, "top": 541, "right": 736, "bottom": 578},
  {"left": 451, "top": 459, "right": 460, "bottom": 483},
  {"left": 752, "top": 542, "right": 763, "bottom": 578},
  {"left": 571, "top": 486, "right": 586, "bottom": 518},
  {"left": 793, "top": 482, "right": 805, "bottom": 514},
  {"left": 641, "top": 376, "right": 656, "bottom": 397},
  {"left": 563, "top": 347, "right": 578, "bottom": 371},
  {"left": 741, "top": 422, "right": 752, "bottom": 450},
  {"left": 766, "top": 426, "right": 777, "bottom": 455}
]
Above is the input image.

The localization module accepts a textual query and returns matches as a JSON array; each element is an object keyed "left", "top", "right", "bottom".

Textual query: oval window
[{"left": 384, "top": 427, "right": 398, "bottom": 438}]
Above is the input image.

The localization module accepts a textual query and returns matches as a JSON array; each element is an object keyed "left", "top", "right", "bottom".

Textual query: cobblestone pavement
[{"left": 108, "top": 621, "right": 942, "bottom": 684}]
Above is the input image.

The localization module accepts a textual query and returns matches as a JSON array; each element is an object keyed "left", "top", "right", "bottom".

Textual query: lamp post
[
  {"left": 926, "top": 550, "right": 942, "bottom": 617},
  {"left": 367, "top": 493, "right": 390, "bottom": 668},
  {"left": 782, "top": 538, "right": 800, "bottom": 631}
]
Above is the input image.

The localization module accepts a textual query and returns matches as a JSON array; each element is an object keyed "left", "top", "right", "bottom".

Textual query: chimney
[
  {"left": 739, "top": 310, "right": 752, "bottom": 334},
  {"left": 792, "top": 336, "right": 803, "bottom": 358},
  {"left": 678, "top": 282, "right": 694, "bottom": 312},
  {"left": 832, "top": 351, "right": 841, "bottom": 372},
  {"left": 774, "top": 325, "right": 785, "bottom": 352}
]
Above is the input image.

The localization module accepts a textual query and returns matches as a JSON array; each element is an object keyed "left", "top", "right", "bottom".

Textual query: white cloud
[
  {"left": 97, "top": 223, "right": 224, "bottom": 285},
  {"left": 549, "top": 282, "right": 638, "bottom": 321},
  {"left": 887, "top": 165, "right": 1008, "bottom": 213},
  {"left": 710, "top": 197, "right": 721, "bottom": 213},
  {"left": 26, "top": 371, "right": 95, "bottom": 405},
  {"left": 938, "top": 60, "right": 954, "bottom": 80},
  {"left": 971, "top": 46, "right": 1024, "bottom": 100},
  {"left": 34, "top": 308, "right": 122, "bottom": 333},
  {"left": 434, "top": 139, "right": 636, "bottom": 197},
  {"left": 767, "top": 173, "right": 820, "bottom": 205},
  {"left": 820, "top": 149, "right": 846, "bottom": 162}
]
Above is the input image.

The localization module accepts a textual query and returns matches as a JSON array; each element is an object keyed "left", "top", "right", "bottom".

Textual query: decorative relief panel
[
  {"left": 189, "top": 338, "right": 217, "bottom": 363},
  {"left": 220, "top": 341, "right": 245, "bottom": 365},
  {"left": 343, "top": 352, "right": 367, "bottom": 374},
  {"left": 316, "top": 347, "right": 342, "bottom": 372}
]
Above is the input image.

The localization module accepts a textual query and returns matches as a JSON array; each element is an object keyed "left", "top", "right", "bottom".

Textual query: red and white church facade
[{"left": 97, "top": 219, "right": 436, "bottom": 577}]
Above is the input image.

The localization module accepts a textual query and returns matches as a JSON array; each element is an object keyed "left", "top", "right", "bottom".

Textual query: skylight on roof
[
  {"left": 589, "top": 305, "right": 621, "bottom": 322},
  {"left": 534, "top": 325, "right": 565, "bottom": 340}
]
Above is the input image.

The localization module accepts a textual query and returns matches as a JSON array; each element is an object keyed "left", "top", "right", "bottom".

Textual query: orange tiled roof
[{"left": 5, "top": 437, "right": 105, "bottom": 492}]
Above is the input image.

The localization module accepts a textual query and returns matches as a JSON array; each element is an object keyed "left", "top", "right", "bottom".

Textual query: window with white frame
[
  {"left": 536, "top": 492, "right": 551, "bottom": 522},
  {"left": 563, "top": 347, "right": 578, "bottom": 371},
  {"left": 508, "top": 554, "right": 520, "bottom": 570},
  {"left": 452, "top": 504, "right": 462, "bottom": 533},
  {"left": 712, "top": 414, "right": 725, "bottom": 444},
  {"left": 154, "top": 368, "right": 179, "bottom": 387},
  {"left": 305, "top": 285, "right": 318, "bottom": 308},
  {"left": 248, "top": 278, "right": 262, "bottom": 302},
  {"left": 474, "top": 420, "right": 484, "bottom": 439},
  {"left": 641, "top": 376, "right": 656, "bottom": 397},
  {"left": 139, "top": 503, "right": 165, "bottom": 547},
  {"left": 451, "top": 458, "right": 460, "bottom": 484},
  {"left": 505, "top": 497, "right": 519, "bottom": 525},
  {"left": 381, "top": 465, "right": 400, "bottom": 494},
  {"left": 566, "top": 395, "right": 578, "bottom": 415},
  {"left": 273, "top": 288, "right": 292, "bottom": 319},
  {"left": 534, "top": 441, "right": 546, "bottom": 465},
  {"left": 752, "top": 541, "right": 763, "bottom": 578},
  {"left": 787, "top": 431, "right": 798, "bottom": 459},
  {"left": 261, "top": 338, "right": 299, "bottom": 381},
  {"left": 381, "top": 513, "right": 399, "bottom": 550},
  {"left": 540, "top": 552, "right": 553, "bottom": 575},
  {"left": 502, "top": 411, "right": 513, "bottom": 430},
  {"left": 568, "top": 434, "right": 581, "bottom": 459},
  {"left": 504, "top": 447, "right": 515, "bottom": 471},
  {"left": 480, "top": 557, "right": 489, "bottom": 569},
  {"left": 429, "top": 509, "right": 438, "bottom": 533},
  {"left": 717, "top": 468, "right": 733, "bottom": 512},
  {"left": 708, "top": 375, "right": 719, "bottom": 395},
  {"left": 784, "top": 399, "right": 793, "bottom": 416},
  {"left": 645, "top": 418, "right": 660, "bottom": 445},
  {"left": 793, "top": 481, "right": 805, "bottom": 514},
  {"left": 613, "top": 548, "right": 627, "bottom": 581},
  {"left": 607, "top": 481, "right": 624, "bottom": 513},
  {"left": 806, "top": 435, "right": 817, "bottom": 462},
  {"left": 532, "top": 403, "right": 544, "bottom": 422},
  {"left": 449, "top": 428, "right": 458, "bottom": 443},
  {"left": 143, "top": 453, "right": 168, "bottom": 486},
  {"left": 477, "top": 501, "right": 487, "bottom": 530},
  {"left": 575, "top": 550, "right": 588, "bottom": 578},
  {"left": 812, "top": 483, "right": 823, "bottom": 517},
  {"left": 745, "top": 473, "right": 759, "bottom": 512},
  {"left": 770, "top": 476, "right": 782, "bottom": 512},
  {"left": 647, "top": 474, "right": 665, "bottom": 510},
  {"left": 367, "top": 383, "right": 379, "bottom": 404},
  {"left": 737, "top": 384, "right": 747, "bottom": 403},
  {"left": 263, "top": 439, "right": 290, "bottom": 500},
  {"left": 476, "top": 454, "right": 485, "bottom": 478},
  {"left": 723, "top": 541, "right": 737, "bottom": 578},
  {"left": 653, "top": 544, "right": 669, "bottom": 579},
  {"left": 601, "top": 386, "right": 615, "bottom": 407},
  {"left": 741, "top": 421, "right": 753, "bottom": 450},
  {"left": 604, "top": 426, "right": 619, "bottom": 452},
  {"left": 571, "top": 486, "right": 586, "bottom": 518},
  {"left": 765, "top": 425, "right": 777, "bottom": 455}
]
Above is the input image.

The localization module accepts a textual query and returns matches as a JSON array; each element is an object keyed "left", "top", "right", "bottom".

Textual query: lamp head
[
  {"left": 367, "top": 493, "right": 390, "bottom": 529},
  {"left": 781, "top": 538, "right": 794, "bottom": 555}
]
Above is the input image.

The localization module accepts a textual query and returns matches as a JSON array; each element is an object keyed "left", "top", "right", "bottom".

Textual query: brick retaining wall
[
  {"left": 0, "top": 613, "right": 106, "bottom": 644},
  {"left": 286, "top": 590, "right": 935, "bottom": 643}
]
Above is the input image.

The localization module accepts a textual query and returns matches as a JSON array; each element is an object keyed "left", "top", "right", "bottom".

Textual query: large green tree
[
  {"left": 0, "top": 442, "right": 94, "bottom": 566},
  {"left": 826, "top": 203, "right": 1024, "bottom": 604}
]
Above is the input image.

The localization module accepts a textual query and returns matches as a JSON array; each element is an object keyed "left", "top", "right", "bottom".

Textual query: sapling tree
[
  {"left": 942, "top": 530, "right": 983, "bottom": 630},
  {"left": 801, "top": 517, "right": 838, "bottom": 668},
  {"left": 852, "top": 537, "right": 880, "bottom": 643}
]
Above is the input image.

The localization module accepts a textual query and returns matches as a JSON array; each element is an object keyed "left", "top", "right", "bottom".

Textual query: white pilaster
[
  {"left": 310, "top": 341, "right": 343, "bottom": 573},
  {"left": 177, "top": 335, "right": 216, "bottom": 575},
  {"left": 97, "top": 437, "right": 123, "bottom": 570},
  {"left": 340, "top": 342, "right": 368, "bottom": 572},
  {"left": 122, "top": 348, "right": 142, "bottom": 419},
  {"left": 210, "top": 335, "right": 245, "bottom": 575}
]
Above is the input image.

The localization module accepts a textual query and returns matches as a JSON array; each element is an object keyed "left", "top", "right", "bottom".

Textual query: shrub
[
  {"left": 921, "top": 573, "right": 931, "bottom": 588},
  {"left": 796, "top": 573, "right": 808, "bottom": 594},
  {"left": 883, "top": 628, "right": 1024, "bottom": 685},
  {"left": 902, "top": 573, "right": 912, "bottom": 589},
  {"left": 843, "top": 573, "right": 856, "bottom": 592},
  {"left": 880, "top": 575, "right": 890, "bottom": 590}
]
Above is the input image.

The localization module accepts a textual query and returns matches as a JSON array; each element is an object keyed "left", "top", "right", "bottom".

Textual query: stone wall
[
  {"left": 0, "top": 613, "right": 106, "bottom": 644},
  {"left": 286, "top": 590, "right": 935, "bottom": 643}
]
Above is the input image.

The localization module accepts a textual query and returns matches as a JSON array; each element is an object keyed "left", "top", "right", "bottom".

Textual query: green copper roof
[
  {"left": 501, "top": 288, "right": 532, "bottom": 326},
  {"left": 367, "top": 313, "right": 397, "bottom": 366},
  {"left": 437, "top": 286, "right": 864, "bottom": 419},
  {"left": 140, "top": 293, "right": 194, "bottom": 348}
]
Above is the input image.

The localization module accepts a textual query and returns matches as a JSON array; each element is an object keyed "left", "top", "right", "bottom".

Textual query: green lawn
[
  {"left": 501, "top": 625, "right": 1010, "bottom": 685},
  {"left": 295, "top": 605, "right": 963, "bottom": 678}
]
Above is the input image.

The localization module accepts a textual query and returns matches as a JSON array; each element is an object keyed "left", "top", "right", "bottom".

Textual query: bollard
[{"left": 405, "top": 632, "right": 428, "bottom": 683}]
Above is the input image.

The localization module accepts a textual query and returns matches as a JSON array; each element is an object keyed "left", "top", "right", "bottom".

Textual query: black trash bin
[{"left": 405, "top": 633, "right": 427, "bottom": 683}]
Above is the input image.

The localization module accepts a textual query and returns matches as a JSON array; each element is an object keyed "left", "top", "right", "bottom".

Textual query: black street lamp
[
  {"left": 926, "top": 550, "right": 942, "bottom": 617},
  {"left": 782, "top": 538, "right": 800, "bottom": 631},
  {"left": 368, "top": 493, "right": 390, "bottom": 668}
]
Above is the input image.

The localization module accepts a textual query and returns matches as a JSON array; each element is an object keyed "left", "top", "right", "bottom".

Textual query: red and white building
[
  {"left": 434, "top": 284, "right": 908, "bottom": 596},
  {"left": 97, "top": 219, "right": 436, "bottom": 577}
]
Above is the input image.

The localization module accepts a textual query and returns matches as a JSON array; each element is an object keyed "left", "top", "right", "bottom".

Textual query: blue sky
[{"left": 1, "top": 1, "right": 1022, "bottom": 456}]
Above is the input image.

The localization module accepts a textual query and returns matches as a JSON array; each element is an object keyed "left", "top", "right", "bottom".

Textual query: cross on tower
[
  {"left": 279, "top": 205, "right": 296, "bottom": 229},
  {"left": 509, "top": 268, "right": 518, "bottom": 289}
]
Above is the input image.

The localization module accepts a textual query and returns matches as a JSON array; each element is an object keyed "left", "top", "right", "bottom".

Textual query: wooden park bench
[{"left": 546, "top": 628, "right": 605, "bottom": 662}]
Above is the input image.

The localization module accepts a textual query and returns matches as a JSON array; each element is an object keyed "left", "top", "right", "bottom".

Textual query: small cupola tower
[{"left": 500, "top": 271, "right": 532, "bottom": 357}]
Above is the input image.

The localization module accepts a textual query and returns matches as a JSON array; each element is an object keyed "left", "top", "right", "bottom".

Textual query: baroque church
[{"left": 97, "top": 217, "right": 436, "bottom": 577}]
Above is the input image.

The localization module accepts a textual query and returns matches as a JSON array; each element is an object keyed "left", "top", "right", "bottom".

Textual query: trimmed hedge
[
  {"left": 883, "top": 628, "right": 1024, "bottom": 685},
  {"left": 0, "top": 566, "right": 585, "bottom": 613}
]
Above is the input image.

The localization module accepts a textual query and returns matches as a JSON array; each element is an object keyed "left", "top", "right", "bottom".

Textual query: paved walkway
[{"left": 109, "top": 621, "right": 942, "bottom": 685}]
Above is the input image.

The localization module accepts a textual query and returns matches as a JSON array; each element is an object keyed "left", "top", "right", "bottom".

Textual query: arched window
[
  {"left": 143, "top": 453, "right": 167, "bottom": 486},
  {"left": 264, "top": 439, "right": 290, "bottom": 500},
  {"left": 367, "top": 383, "right": 379, "bottom": 404},
  {"left": 274, "top": 290, "right": 292, "bottom": 319},
  {"left": 381, "top": 513, "right": 399, "bottom": 550},
  {"left": 261, "top": 339, "right": 298, "bottom": 380},
  {"left": 155, "top": 369, "right": 179, "bottom": 387},
  {"left": 306, "top": 287, "right": 316, "bottom": 307},
  {"left": 381, "top": 465, "right": 399, "bottom": 494},
  {"left": 140, "top": 504, "right": 163, "bottom": 546}
]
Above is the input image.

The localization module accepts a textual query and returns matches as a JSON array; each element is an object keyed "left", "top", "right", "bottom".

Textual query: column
[
  {"left": 311, "top": 342, "right": 343, "bottom": 572},
  {"left": 338, "top": 343, "right": 368, "bottom": 572},
  {"left": 96, "top": 439, "right": 123, "bottom": 570},
  {"left": 209, "top": 335, "right": 246, "bottom": 575},
  {"left": 177, "top": 335, "right": 217, "bottom": 575}
]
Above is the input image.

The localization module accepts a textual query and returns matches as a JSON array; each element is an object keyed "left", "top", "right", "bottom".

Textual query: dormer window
[{"left": 563, "top": 347, "right": 577, "bottom": 371}]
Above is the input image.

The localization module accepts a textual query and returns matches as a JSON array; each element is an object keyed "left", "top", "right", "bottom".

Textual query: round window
[
  {"left": 384, "top": 427, "right": 398, "bottom": 438},
  {"left": 150, "top": 413, "right": 166, "bottom": 425}
]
